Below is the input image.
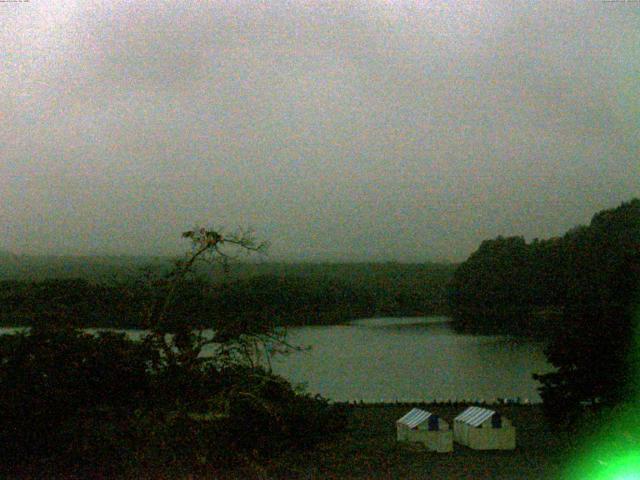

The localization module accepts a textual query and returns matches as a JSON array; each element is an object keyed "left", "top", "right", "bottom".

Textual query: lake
[
  {"left": 0, "top": 316, "right": 552, "bottom": 403},
  {"left": 269, "top": 317, "right": 552, "bottom": 403}
]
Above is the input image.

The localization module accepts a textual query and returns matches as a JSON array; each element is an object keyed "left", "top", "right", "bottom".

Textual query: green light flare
[
  {"left": 562, "top": 406, "right": 640, "bottom": 479},
  {"left": 593, "top": 453, "right": 640, "bottom": 480},
  {"left": 564, "top": 305, "right": 640, "bottom": 479}
]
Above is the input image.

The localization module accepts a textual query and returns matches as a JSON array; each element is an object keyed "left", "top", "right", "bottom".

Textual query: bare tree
[{"left": 141, "top": 227, "right": 298, "bottom": 372}]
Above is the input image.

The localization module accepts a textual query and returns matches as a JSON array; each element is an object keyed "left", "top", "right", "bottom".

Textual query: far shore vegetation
[{"left": 0, "top": 260, "right": 456, "bottom": 329}]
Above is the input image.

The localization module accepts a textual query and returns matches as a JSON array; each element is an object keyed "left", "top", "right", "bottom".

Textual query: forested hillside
[
  {"left": 448, "top": 199, "right": 640, "bottom": 417},
  {"left": 0, "top": 261, "right": 455, "bottom": 328},
  {"left": 448, "top": 199, "right": 640, "bottom": 337}
]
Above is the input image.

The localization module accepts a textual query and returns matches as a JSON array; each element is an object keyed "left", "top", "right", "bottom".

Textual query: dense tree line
[
  {"left": 448, "top": 199, "right": 640, "bottom": 335},
  {"left": 535, "top": 200, "right": 640, "bottom": 420},
  {"left": 448, "top": 199, "right": 640, "bottom": 420},
  {"left": 447, "top": 234, "right": 566, "bottom": 335},
  {"left": 0, "top": 263, "right": 455, "bottom": 329}
]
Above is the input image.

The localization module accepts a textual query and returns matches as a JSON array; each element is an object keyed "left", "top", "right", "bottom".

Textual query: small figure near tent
[
  {"left": 396, "top": 408, "right": 453, "bottom": 453},
  {"left": 453, "top": 406, "right": 516, "bottom": 450}
]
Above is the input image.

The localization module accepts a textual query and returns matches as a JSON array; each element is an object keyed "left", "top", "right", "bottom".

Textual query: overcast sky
[{"left": 2, "top": 1, "right": 638, "bottom": 261}]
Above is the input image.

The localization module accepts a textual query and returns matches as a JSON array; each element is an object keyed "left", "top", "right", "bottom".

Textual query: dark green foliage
[
  {"left": 447, "top": 235, "right": 564, "bottom": 335},
  {"left": 534, "top": 200, "right": 640, "bottom": 421},
  {"left": 0, "top": 262, "right": 456, "bottom": 329},
  {"left": 153, "top": 262, "right": 454, "bottom": 328},
  {"left": 448, "top": 199, "right": 640, "bottom": 422},
  {"left": 221, "top": 366, "right": 347, "bottom": 454},
  {"left": 0, "top": 278, "right": 145, "bottom": 329},
  {"left": 0, "top": 323, "right": 346, "bottom": 476},
  {"left": 0, "top": 229, "right": 348, "bottom": 476},
  {"left": 0, "top": 324, "right": 153, "bottom": 474}
]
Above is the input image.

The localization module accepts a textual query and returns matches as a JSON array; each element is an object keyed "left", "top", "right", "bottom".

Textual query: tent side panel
[
  {"left": 461, "top": 423, "right": 470, "bottom": 446},
  {"left": 420, "top": 431, "right": 453, "bottom": 452},
  {"left": 467, "top": 427, "right": 487, "bottom": 450},
  {"left": 397, "top": 424, "right": 410, "bottom": 442},
  {"left": 467, "top": 426, "right": 516, "bottom": 450},
  {"left": 434, "top": 430, "right": 453, "bottom": 453},
  {"left": 453, "top": 421, "right": 466, "bottom": 445},
  {"left": 407, "top": 429, "right": 425, "bottom": 443},
  {"left": 398, "top": 427, "right": 453, "bottom": 452},
  {"left": 397, "top": 425, "right": 427, "bottom": 444}
]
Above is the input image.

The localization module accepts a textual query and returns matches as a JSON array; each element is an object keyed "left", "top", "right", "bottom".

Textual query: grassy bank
[
  {"left": 208, "top": 403, "right": 573, "bottom": 480},
  {"left": 6, "top": 403, "right": 584, "bottom": 479}
]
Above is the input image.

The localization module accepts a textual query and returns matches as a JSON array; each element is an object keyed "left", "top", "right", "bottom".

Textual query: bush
[
  {"left": 0, "top": 326, "right": 346, "bottom": 476},
  {"left": 0, "top": 323, "right": 153, "bottom": 475},
  {"left": 220, "top": 366, "right": 347, "bottom": 456}
]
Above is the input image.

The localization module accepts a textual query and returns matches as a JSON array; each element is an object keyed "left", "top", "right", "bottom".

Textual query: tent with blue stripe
[
  {"left": 396, "top": 408, "right": 453, "bottom": 453},
  {"left": 453, "top": 406, "right": 516, "bottom": 450}
]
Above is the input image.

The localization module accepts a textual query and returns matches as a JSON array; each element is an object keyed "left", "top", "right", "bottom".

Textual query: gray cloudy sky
[{"left": 1, "top": 1, "right": 638, "bottom": 261}]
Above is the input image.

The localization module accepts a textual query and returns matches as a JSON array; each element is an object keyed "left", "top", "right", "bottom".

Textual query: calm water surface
[
  {"left": 269, "top": 317, "right": 552, "bottom": 402},
  {"left": 0, "top": 317, "right": 552, "bottom": 402}
]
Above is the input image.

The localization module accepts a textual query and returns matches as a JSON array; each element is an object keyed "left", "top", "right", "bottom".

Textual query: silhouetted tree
[
  {"left": 534, "top": 199, "right": 640, "bottom": 421},
  {"left": 447, "top": 235, "right": 541, "bottom": 332},
  {"left": 448, "top": 199, "right": 640, "bottom": 421}
]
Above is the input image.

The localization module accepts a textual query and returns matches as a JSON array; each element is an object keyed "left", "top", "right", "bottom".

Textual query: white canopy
[
  {"left": 454, "top": 406, "right": 496, "bottom": 427},
  {"left": 397, "top": 408, "right": 434, "bottom": 429}
]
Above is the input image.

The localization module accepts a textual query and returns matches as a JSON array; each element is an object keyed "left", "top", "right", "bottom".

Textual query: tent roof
[
  {"left": 454, "top": 406, "right": 497, "bottom": 427},
  {"left": 396, "top": 408, "right": 435, "bottom": 429}
]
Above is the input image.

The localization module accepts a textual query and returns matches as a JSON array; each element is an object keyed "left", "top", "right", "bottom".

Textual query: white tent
[
  {"left": 396, "top": 408, "right": 453, "bottom": 453},
  {"left": 453, "top": 406, "right": 516, "bottom": 450}
]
